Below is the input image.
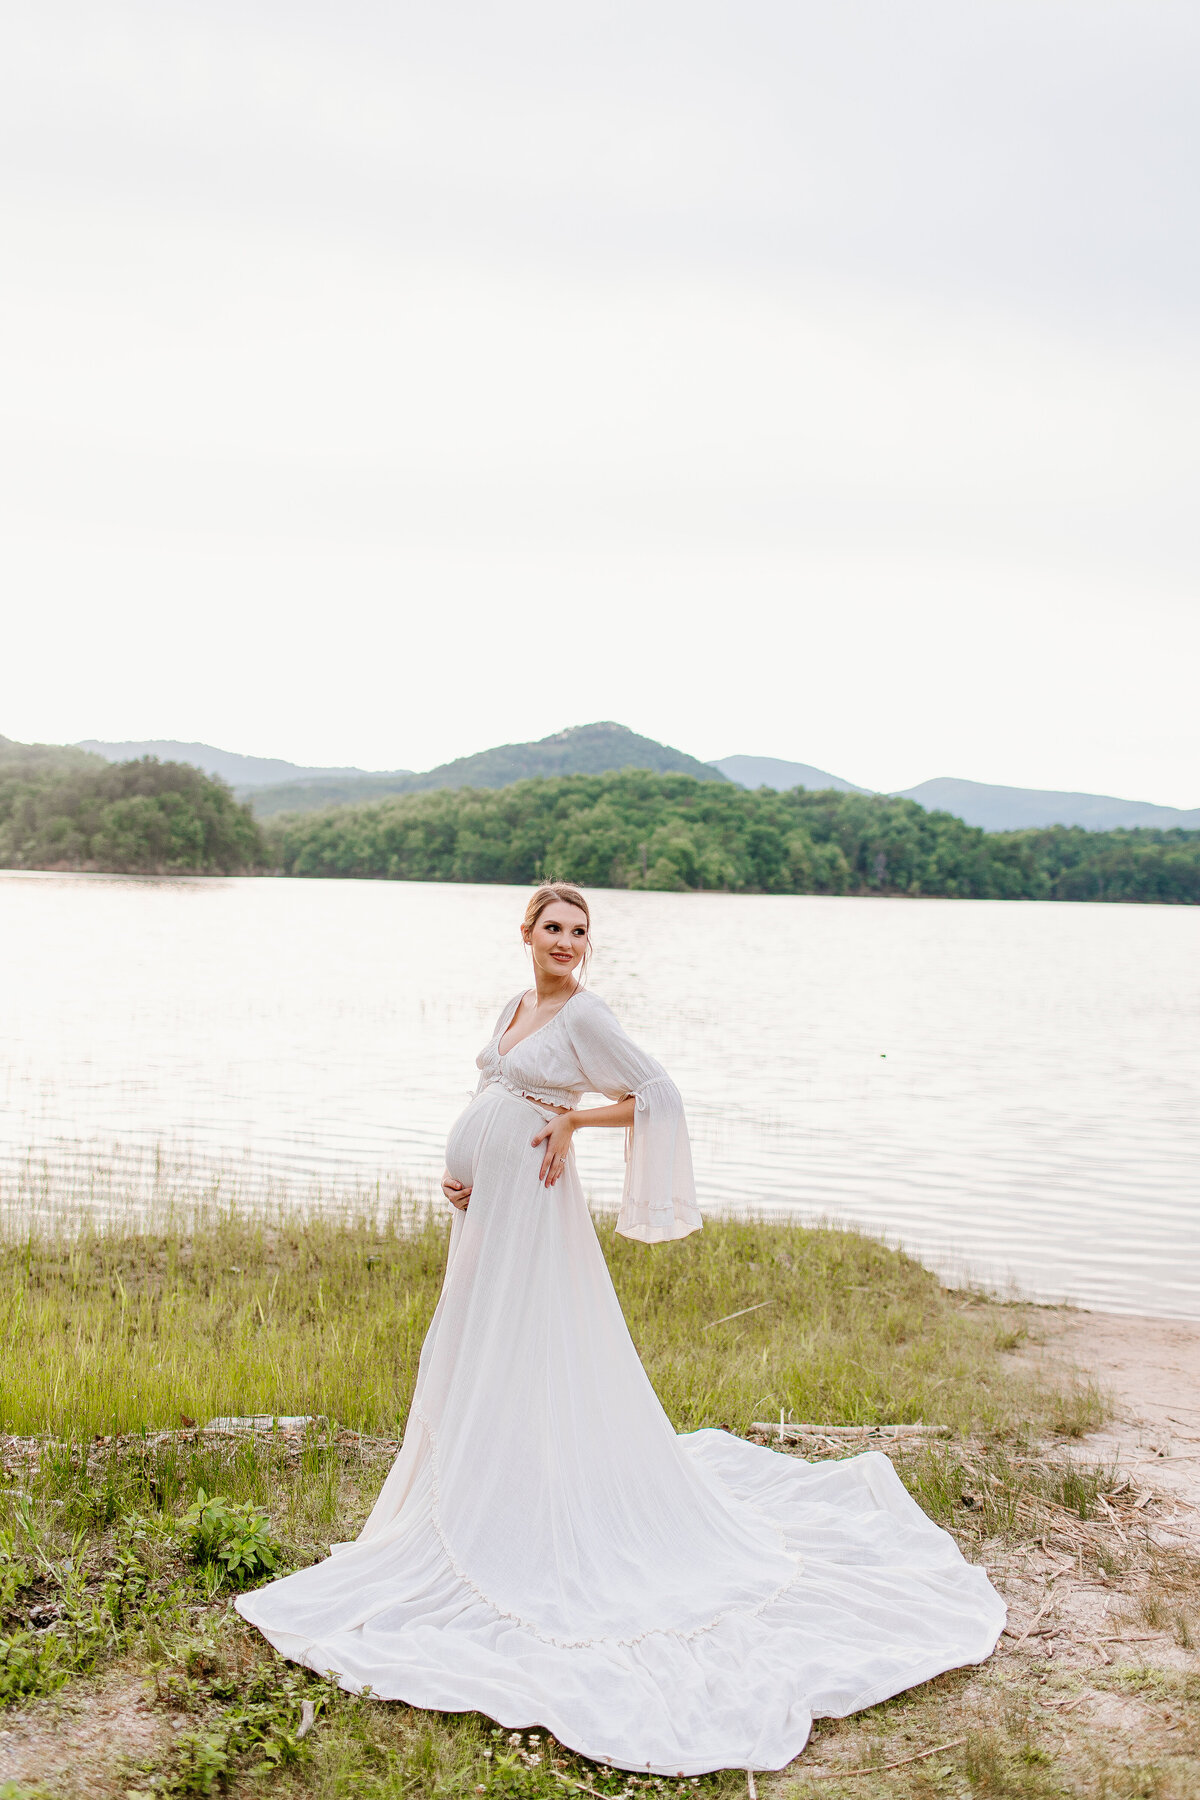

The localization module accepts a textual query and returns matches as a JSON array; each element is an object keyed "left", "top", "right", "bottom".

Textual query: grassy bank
[
  {"left": 1, "top": 1208, "right": 1197, "bottom": 1799},
  {"left": 0, "top": 1205, "right": 1096, "bottom": 1442}
]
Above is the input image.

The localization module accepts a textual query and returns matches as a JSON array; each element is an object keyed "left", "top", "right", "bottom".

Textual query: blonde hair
[
  {"left": 521, "top": 883, "right": 590, "bottom": 936},
  {"left": 521, "top": 884, "right": 591, "bottom": 981}
]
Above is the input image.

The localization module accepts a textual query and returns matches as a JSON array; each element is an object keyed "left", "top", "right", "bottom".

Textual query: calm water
[{"left": 2, "top": 872, "right": 1198, "bottom": 1317}]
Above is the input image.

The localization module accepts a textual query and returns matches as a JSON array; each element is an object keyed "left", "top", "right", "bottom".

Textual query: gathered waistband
[{"left": 483, "top": 1072, "right": 576, "bottom": 1117}]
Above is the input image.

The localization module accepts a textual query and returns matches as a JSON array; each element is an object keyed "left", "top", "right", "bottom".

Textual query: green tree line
[
  {"left": 5, "top": 746, "right": 1197, "bottom": 899},
  {"left": 265, "top": 771, "right": 1200, "bottom": 904},
  {"left": 0, "top": 741, "right": 264, "bottom": 875}
]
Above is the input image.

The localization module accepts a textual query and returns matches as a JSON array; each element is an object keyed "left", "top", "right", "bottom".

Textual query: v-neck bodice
[
  {"left": 477, "top": 991, "right": 584, "bottom": 1110},
  {"left": 471, "top": 988, "right": 700, "bottom": 1245},
  {"left": 496, "top": 988, "right": 579, "bottom": 1061}
]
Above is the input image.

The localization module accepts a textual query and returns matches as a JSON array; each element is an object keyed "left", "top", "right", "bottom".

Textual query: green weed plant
[{"left": 180, "top": 1487, "right": 281, "bottom": 1586}]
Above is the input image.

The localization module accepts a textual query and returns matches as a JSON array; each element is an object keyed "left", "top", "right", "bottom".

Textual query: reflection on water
[{"left": 2, "top": 872, "right": 1198, "bottom": 1317}]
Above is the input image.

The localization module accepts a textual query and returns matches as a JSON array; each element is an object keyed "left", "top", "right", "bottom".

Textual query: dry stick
[
  {"left": 552, "top": 1775, "right": 617, "bottom": 1800},
  {"left": 704, "top": 1300, "right": 774, "bottom": 1331},
  {"left": 1012, "top": 1587, "right": 1061, "bottom": 1650},
  {"left": 796, "top": 1736, "right": 968, "bottom": 1781},
  {"left": 1045, "top": 1692, "right": 1091, "bottom": 1712},
  {"left": 1096, "top": 1495, "right": 1128, "bottom": 1544}
]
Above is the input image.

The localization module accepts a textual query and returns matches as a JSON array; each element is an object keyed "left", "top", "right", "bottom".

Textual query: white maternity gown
[{"left": 237, "top": 989, "right": 1005, "bottom": 1774}]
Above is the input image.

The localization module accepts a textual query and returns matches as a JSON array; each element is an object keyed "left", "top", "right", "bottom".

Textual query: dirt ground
[
  {"left": 0, "top": 1678, "right": 170, "bottom": 1797},
  {"left": 1025, "top": 1306, "right": 1200, "bottom": 1545}
]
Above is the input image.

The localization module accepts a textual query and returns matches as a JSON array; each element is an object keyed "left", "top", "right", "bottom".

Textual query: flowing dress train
[{"left": 237, "top": 990, "right": 1005, "bottom": 1775}]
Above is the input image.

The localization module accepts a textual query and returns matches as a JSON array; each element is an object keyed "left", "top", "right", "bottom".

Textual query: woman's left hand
[{"left": 531, "top": 1112, "right": 577, "bottom": 1187}]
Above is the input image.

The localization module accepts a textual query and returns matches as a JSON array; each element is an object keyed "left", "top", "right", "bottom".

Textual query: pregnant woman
[{"left": 238, "top": 883, "right": 1005, "bottom": 1775}]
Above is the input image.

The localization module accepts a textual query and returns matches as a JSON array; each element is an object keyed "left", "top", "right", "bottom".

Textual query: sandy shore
[{"left": 1023, "top": 1304, "right": 1200, "bottom": 1539}]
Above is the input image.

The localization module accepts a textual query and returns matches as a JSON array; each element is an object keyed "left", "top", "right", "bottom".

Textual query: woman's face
[{"left": 524, "top": 901, "right": 589, "bottom": 980}]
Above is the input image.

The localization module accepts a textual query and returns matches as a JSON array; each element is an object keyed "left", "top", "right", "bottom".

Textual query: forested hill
[
  {"left": 248, "top": 722, "right": 727, "bottom": 816},
  {"left": 0, "top": 739, "right": 264, "bottom": 874},
  {"left": 0, "top": 734, "right": 104, "bottom": 777},
  {"left": 266, "top": 771, "right": 1200, "bottom": 904},
  {"left": 6, "top": 742, "right": 1198, "bottom": 899}
]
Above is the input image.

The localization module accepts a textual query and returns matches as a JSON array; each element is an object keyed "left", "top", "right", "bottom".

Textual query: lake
[{"left": 2, "top": 871, "right": 1198, "bottom": 1317}]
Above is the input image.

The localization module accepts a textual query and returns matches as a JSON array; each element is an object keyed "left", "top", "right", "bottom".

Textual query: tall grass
[{"left": 0, "top": 1202, "right": 1099, "bottom": 1442}]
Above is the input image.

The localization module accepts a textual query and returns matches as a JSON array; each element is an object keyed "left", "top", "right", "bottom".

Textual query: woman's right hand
[{"left": 441, "top": 1171, "right": 471, "bottom": 1210}]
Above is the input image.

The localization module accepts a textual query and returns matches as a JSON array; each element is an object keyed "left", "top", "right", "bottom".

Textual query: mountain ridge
[
  {"left": 713, "top": 752, "right": 1200, "bottom": 832},
  {"left": 76, "top": 740, "right": 406, "bottom": 789},
  {"left": 709, "top": 754, "right": 869, "bottom": 795},
  {"left": 890, "top": 776, "right": 1200, "bottom": 833},
  {"left": 72, "top": 729, "right": 1199, "bottom": 832},
  {"left": 79, "top": 723, "right": 728, "bottom": 817},
  {"left": 249, "top": 722, "right": 727, "bottom": 817}
]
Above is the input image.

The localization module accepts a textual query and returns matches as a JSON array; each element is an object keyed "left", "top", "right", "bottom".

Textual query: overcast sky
[{"left": 2, "top": 0, "right": 1197, "bottom": 800}]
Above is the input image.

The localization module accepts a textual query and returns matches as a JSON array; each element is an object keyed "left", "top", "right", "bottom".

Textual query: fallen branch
[
  {"left": 752, "top": 1423, "right": 949, "bottom": 1440},
  {"left": 797, "top": 1736, "right": 967, "bottom": 1781}
]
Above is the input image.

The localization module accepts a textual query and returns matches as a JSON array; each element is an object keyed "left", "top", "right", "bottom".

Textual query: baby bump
[
  {"left": 445, "top": 1082, "right": 556, "bottom": 1188},
  {"left": 444, "top": 1088, "right": 501, "bottom": 1187}
]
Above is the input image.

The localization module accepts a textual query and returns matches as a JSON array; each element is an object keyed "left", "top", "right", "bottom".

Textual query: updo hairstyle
[{"left": 521, "top": 883, "right": 592, "bottom": 978}]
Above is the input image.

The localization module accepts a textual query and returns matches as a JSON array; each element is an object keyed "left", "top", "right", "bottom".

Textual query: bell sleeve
[{"left": 564, "top": 995, "right": 702, "bottom": 1244}]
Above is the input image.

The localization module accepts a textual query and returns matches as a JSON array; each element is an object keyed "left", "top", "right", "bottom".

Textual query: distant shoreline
[{"left": 6, "top": 864, "right": 1200, "bottom": 911}]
